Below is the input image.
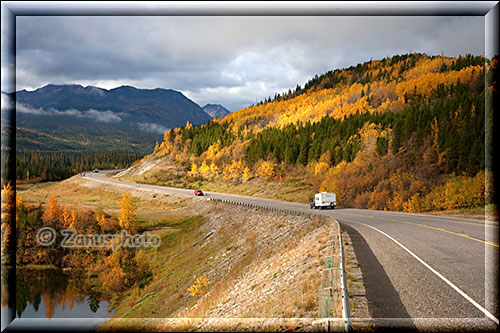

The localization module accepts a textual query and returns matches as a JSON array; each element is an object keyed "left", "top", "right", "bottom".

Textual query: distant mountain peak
[
  {"left": 41, "top": 83, "right": 84, "bottom": 89},
  {"left": 202, "top": 103, "right": 230, "bottom": 119},
  {"left": 114, "top": 85, "right": 137, "bottom": 90}
]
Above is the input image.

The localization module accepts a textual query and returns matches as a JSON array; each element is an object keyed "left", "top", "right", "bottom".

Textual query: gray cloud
[
  {"left": 15, "top": 99, "right": 122, "bottom": 123},
  {"left": 83, "top": 109, "right": 122, "bottom": 123},
  {"left": 137, "top": 122, "right": 169, "bottom": 135},
  {"left": 10, "top": 15, "right": 485, "bottom": 111}
]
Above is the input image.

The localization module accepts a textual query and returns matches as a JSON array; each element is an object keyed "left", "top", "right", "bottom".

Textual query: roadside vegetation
[
  {"left": 5, "top": 176, "right": 342, "bottom": 327},
  {"left": 2, "top": 181, "right": 155, "bottom": 311},
  {"left": 2, "top": 178, "right": 181, "bottom": 315}
]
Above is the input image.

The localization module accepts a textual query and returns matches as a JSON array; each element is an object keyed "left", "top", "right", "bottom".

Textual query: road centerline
[
  {"left": 340, "top": 217, "right": 499, "bottom": 325},
  {"left": 339, "top": 212, "right": 499, "bottom": 248}
]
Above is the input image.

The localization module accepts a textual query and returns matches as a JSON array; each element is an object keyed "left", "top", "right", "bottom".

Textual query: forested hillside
[{"left": 127, "top": 53, "right": 494, "bottom": 213}]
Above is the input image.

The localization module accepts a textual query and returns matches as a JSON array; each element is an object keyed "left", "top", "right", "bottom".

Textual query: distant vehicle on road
[
  {"left": 93, "top": 169, "right": 99, "bottom": 173},
  {"left": 310, "top": 192, "right": 336, "bottom": 209},
  {"left": 194, "top": 190, "right": 204, "bottom": 196}
]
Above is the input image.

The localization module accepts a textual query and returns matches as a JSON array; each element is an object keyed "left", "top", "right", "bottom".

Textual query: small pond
[{"left": 16, "top": 268, "right": 114, "bottom": 319}]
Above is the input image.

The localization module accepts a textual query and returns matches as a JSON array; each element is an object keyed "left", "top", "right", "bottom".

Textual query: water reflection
[
  {"left": 1, "top": 265, "right": 16, "bottom": 330},
  {"left": 16, "top": 268, "right": 113, "bottom": 319}
]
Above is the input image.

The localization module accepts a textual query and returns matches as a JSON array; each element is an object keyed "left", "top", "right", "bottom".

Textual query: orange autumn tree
[
  {"left": 96, "top": 212, "right": 115, "bottom": 232},
  {"left": 69, "top": 208, "right": 78, "bottom": 230},
  {"left": 98, "top": 249, "right": 152, "bottom": 293},
  {"left": 188, "top": 274, "right": 210, "bottom": 296},
  {"left": 1, "top": 182, "right": 14, "bottom": 264},
  {"left": 61, "top": 206, "right": 71, "bottom": 228},
  {"left": 42, "top": 194, "right": 60, "bottom": 225},
  {"left": 100, "top": 251, "right": 127, "bottom": 293}
]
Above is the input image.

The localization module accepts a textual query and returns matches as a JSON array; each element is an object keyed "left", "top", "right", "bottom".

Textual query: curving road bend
[{"left": 84, "top": 170, "right": 499, "bottom": 332}]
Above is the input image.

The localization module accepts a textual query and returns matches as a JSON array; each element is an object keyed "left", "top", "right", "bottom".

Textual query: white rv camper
[{"left": 310, "top": 192, "right": 336, "bottom": 209}]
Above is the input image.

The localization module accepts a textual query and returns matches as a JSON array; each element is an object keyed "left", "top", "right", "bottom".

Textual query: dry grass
[
  {"left": 197, "top": 215, "right": 335, "bottom": 319},
  {"left": 125, "top": 166, "right": 316, "bottom": 205},
  {"left": 20, "top": 174, "right": 347, "bottom": 331},
  {"left": 17, "top": 177, "right": 188, "bottom": 231}
]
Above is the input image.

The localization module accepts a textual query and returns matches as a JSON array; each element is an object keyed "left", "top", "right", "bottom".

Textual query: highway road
[{"left": 84, "top": 170, "right": 499, "bottom": 331}]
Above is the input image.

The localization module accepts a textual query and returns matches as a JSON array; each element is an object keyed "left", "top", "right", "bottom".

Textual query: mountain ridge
[
  {"left": 8, "top": 84, "right": 213, "bottom": 152},
  {"left": 15, "top": 84, "right": 211, "bottom": 128}
]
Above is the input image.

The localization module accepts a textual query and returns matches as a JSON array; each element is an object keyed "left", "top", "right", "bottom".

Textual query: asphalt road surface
[{"left": 84, "top": 170, "right": 499, "bottom": 332}]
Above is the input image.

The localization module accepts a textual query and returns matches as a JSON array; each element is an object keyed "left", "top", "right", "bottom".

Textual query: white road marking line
[
  {"left": 338, "top": 212, "right": 499, "bottom": 247},
  {"left": 340, "top": 217, "right": 499, "bottom": 325}
]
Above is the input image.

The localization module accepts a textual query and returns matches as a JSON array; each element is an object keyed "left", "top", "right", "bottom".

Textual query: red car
[{"left": 194, "top": 190, "right": 204, "bottom": 196}]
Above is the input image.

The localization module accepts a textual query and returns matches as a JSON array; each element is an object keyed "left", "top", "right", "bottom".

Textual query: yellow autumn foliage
[
  {"left": 223, "top": 160, "right": 245, "bottom": 180},
  {"left": 314, "top": 162, "right": 330, "bottom": 177},
  {"left": 188, "top": 163, "right": 198, "bottom": 177},
  {"left": 1, "top": 182, "right": 14, "bottom": 223},
  {"left": 69, "top": 208, "right": 78, "bottom": 230},
  {"left": 242, "top": 166, "right": 253, "bottom": 180},
  {"left": 188, "top": 274, "right": 210, "bottom": 296},
  {"left": 407, "top": 171, "right": 487, "bottom": 212},
  {"left": 216, "top": 54, "right": 476, "bottom": 135},
  {"left": 118, "top": 192, "right": 137, "bottom": 231},
  {"left": 198, "top": 161, "right": 211, "bottom": 179},
  {"left": 256, "top": 161, "right": 277, "bottom": 180},
  {"left": 203, "top": 141, "right": 221, "bottom": 161},
  {"left": 209, "top": 162, "right": 220, "bottom": 178}
]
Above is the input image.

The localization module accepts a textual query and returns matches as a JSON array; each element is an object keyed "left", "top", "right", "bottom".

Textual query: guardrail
[
  {"left": 339, "top": 222, "right": 352, "bottom": 331},
  {"left": 206, "top": 197, "right": 309, "bottom": 217},
  {"left": 206, "top": 196, "right": 351, "bottom": 332}
]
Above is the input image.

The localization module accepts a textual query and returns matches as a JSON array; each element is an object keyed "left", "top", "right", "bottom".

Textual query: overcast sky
[{"left": 11, "top": 14, "right": 485, "bottom": 112}]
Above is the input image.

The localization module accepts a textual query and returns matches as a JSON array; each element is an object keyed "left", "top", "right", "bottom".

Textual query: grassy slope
[
  {"left": 18, "top": 176, "right": 340, "bottom": 329},
  {"left": 121, "top": 156, "right": 316, "bottom": 204},
  {"left": 129, "top": 169, "right": 314, "bottom": 203}
]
